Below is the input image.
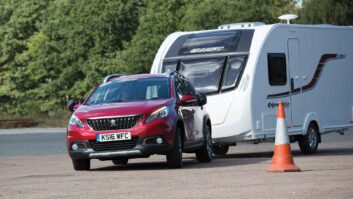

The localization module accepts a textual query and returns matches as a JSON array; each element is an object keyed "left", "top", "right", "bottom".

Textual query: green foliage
[
  {"left": 0, "top": 0, "right": 53, "bottom": 114},
  {"left": 0, "top": 0, "right": 141, "bottom": 114},
  {"left": 180, "top": 0, "right": 295, "bottom": 30},
  {"left": 117, "top": 0, "right": 190, "bottom": 74},
  {"left": 298, "top": 0, "right": 353, "bottom": 25},
  {"left": 32, "top": 0, "right": 141, "bottom": 103}
]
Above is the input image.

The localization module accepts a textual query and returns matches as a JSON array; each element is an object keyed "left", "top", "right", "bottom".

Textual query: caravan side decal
[{"left": 267, "top": 54, "right": 345, "bottom": 99}]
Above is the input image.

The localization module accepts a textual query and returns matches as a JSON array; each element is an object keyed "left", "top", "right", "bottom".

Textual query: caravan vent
[
  {"left": 278, "top": 14, "right": 298, "bottom": 24},
  {"left": 218, "top": 22, "right": 265, "bottom": 29}
]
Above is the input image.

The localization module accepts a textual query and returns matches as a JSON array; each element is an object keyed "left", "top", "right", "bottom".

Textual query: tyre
[
  {"left": 72, "top": 159, "right": 90, "bottom": 170},
  {"left": 212, "top": 144, "right": 229, "bottom": 156},
  {"left": 298, "top": 123, "right": 319, "bottom": 154},
  {"left": 166, "top": 127, "right": 183, "bottom": 168},
  {"left": 196, "top": 125, "right": 213, "bottom": 163},
  {"left": 112, "top": 158, "right": 128, "bottom": 166}
]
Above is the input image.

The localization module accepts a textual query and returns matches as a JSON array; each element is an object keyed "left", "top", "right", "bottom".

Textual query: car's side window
[
  {"left": 183, "top": 79, "right": 197, "bottom": 96},
  {"left": 174, "top": 78, "right": 184, "bottom": 99}
]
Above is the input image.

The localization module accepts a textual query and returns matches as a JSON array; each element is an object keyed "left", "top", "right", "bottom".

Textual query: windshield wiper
[
  {"left": 107, "top": 100, "right": 124, "bottom": 103},
  {"left": 149, "top": 97, "right": 162, "bottom": 100}
]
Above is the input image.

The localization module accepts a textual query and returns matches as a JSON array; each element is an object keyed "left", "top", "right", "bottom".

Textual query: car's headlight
[
  {"left": 145, "top": 106, "right": 169, "bottom": 123},
  {"left": 69, "top": 114, "right": 84, "bottom": 128}
]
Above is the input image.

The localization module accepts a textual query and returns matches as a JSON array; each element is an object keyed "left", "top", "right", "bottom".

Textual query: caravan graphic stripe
[
  {"left": 267, "top": 54, "right": 343, "bottom": 99},
  {"left": 301, "top": 54, "right": 337, "bottom": 92}
]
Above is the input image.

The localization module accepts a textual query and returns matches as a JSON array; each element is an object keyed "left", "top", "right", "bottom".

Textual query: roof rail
[
  {"left": 218, "top": 22, "right": 265, "bottom": 29},
  {"left": 103, "top": 74, "right": 124, "bottom": 83}
]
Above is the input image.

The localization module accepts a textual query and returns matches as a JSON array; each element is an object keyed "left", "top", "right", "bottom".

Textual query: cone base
[
  {"left": 266, "top": 164, "right": 301, "bottom": 172},
  {"left": 266, "top": 144, "right": 301, "bottom": 172}
]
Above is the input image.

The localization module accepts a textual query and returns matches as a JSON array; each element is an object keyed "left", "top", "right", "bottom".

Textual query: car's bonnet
[{"left": 74, "top": 98, "right": 173, "bottom": 119}]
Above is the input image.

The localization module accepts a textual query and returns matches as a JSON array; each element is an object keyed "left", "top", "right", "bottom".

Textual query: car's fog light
[
  {"left": 156, "top": 137, "right": 163, "bottom": 144},
  {"left": 144, "top": 137, "right": 164, "bottom": 145},
  {"left": 72, "top": 143, "right": 78, "bottom": 151}
]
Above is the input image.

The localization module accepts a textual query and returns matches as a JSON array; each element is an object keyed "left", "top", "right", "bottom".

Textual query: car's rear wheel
[
  {"left": 112, "top": 158, "right": 128, "bottom": 166},
  {"left": 166, "top": 127, "right": 183, "bottom": 168},
  {"left": 72, "top": 159, "right": 90, "bottom": 170},
  {"left": 196, "top": 125, "right": 213, "bottom": 162},
  {"left": 212, "top": 144, "right": 229, "bottom": 156}
]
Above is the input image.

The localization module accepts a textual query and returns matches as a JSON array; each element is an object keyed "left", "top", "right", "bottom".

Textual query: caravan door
[{"left": 287, "top": 38, "right": 303, "bottom": 127}]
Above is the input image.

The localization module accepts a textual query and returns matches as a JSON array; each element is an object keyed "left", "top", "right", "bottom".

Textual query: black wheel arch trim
[
  {"left": 173, "top": 115, "right": 185, "bottom": 148},
  {"left": 202, "top": 114, "right": 212, "bottom": 138}
]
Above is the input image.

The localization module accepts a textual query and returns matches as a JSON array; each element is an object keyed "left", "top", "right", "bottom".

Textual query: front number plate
[{"left": 96, "top": 132, "right": 131, "bottom": 142}]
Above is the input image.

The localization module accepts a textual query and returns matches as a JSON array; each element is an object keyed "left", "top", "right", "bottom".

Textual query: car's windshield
[{"left": 85, "top": 77, "right": 170, "bottom": 105}]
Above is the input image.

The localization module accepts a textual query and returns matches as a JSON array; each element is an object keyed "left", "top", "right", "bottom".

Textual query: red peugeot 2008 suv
[{"left": 67, "top": 71, "right": 212, "bottom": 170}]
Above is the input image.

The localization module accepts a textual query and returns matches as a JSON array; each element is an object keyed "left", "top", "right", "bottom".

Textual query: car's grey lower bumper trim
[{"left": 88, "top": 150, "right": 143, "bottom": 159}]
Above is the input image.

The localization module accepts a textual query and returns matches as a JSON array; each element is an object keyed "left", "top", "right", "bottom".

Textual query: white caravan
[{"left": 150, "top": 21, "right": 353, "bottom": 155}]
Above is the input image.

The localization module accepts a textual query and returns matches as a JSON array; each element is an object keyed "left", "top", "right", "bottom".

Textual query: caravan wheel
[
  {"left": 212, "top": 144, "right": 229, "bottom": 156},
  {"left": 298, "top": 123, "right": 319, "bottom": 154}
]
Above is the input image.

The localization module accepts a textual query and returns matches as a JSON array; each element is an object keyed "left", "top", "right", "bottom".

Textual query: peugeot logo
[{"left": 110, "top": 119, "right": 117, "bottom": 127}]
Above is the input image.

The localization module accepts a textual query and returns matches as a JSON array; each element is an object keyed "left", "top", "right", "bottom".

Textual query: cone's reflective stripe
[{"left": 274, "top": 118, "right": 289, "bottom": 145}]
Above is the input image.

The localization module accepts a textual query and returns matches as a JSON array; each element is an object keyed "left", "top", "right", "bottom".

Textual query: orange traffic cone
[{"left": 267, "top": 101, "right": 300, "bottom": 172}]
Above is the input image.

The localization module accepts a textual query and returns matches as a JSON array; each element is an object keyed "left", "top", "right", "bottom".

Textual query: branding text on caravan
[{"left": 190, "top": 46, "right": 225, "bottom": 53}]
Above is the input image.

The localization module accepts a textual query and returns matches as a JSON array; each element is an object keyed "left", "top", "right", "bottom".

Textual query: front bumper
[{"left": 69, "top": 135, "right": 173, "bottom": 160}]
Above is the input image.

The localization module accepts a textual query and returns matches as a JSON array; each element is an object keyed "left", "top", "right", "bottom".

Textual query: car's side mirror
[
  {"left": 197, "top": 92, "right": 207, "bottom": 106},
  {"left": 67, "top": 99, "right": 82, "bottom": 112},
  {"left": 180, "top": 95, "right": 197, "bottom": 106}
]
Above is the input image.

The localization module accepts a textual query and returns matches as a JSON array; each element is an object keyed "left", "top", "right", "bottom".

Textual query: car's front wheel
[
  {"left": 166, "top": 126, "right": 183, "bottom": 168},
  {"left": 112, "top": 158, "right": 128, "bottom": 166},
  {"left": 196, "top": 125, "right": 213, "bottom": 162},
  {"left": 72, "top": 159, "right": 90, "bottom": 170}
]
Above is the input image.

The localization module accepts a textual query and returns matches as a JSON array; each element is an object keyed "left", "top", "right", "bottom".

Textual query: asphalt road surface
[{"left": 0, "top": 128, "right": 353, "bottom": 199}]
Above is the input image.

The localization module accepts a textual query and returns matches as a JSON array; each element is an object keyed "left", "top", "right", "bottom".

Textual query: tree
[
  {"left": 1, "top": 0, "right": 142, "bottom": 114},
  {"left": 34, "top": 0, "right": 142, "bottom": 102},
  {"left": 117, "top": 0, "right": 191, "bottom": 74},
  {"left": 298, "top": 0, "right": 353, "bottom": 25},
  {"left": 180, "top": 0, "right": 295, "bottom": 31},
  {"left": 0, "top": 0, "right": 53, "bottom": 114}
]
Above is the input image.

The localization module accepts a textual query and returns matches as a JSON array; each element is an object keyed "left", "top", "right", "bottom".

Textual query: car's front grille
[
  {"left": 89, "top": 139, "right": 138, "bottom": 152},
  {"left": 86, "top": 115, "right": 142, "bottom": 131}
]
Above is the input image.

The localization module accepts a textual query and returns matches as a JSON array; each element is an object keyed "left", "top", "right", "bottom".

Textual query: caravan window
[
  {"left": 162, "top": 55, "right": 247, "bottom": 94},
  {"left": 268, "top": 53, "right": 287, "bottom": 86},
  {"left": 178, "top": 30, "right": 241, "bottom": 55},
  {"left": 222, "top": 56, "right": 245, "bottom": 90},
  {"left": 162, "top": 60, "right": 178, "bottom": 72},
  {"left": 180, "top": 57, "right": 225, "bottom": 94}
]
